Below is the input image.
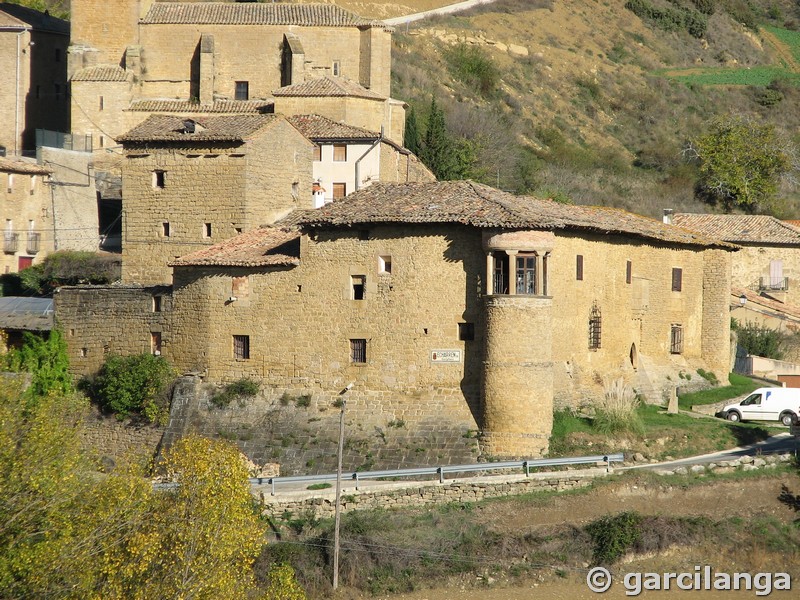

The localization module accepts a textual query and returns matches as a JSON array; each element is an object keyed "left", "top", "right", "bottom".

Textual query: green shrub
[
  {"left": 295, "top": 394, "right": 311, "bottom": 408},
  {"left": 586, "top": 512, "right": 643, "bottom": 564},
  {"left": 90, "top": 354, "right": 174, "bottom": 422},
  {"left": 1, "top": 330, "right": 71, "bottom": 398},
  {"left": 16, "top": 251, "right": 120, "bottom": 296},
  {"left": 443, "top": 42, "right": 500, "bottom": 97},
  {"left": 696, "top": 368, "right": 719, "bottom": 385},
  {"left": 210, "top": 378, "right": 260, "bottom": 408},
  {"left": 737, "top": 322, "right": 785, "bottom": 360}
]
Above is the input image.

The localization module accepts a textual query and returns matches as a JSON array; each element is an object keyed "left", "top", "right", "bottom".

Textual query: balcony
[
  {"left": 3, "top": 233, "right": 18, "bottom": 254},
  {"left": 26, "top": 232, "right": 40, "bottom": 254},
  {"left": 757, "top": 277, "right": 789, "bottom": 292}
]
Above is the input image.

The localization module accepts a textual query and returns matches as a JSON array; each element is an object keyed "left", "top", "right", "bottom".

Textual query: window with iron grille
[
  {"left": 350, "top": 338, "right": 367, "bottom": 363},
  {"left": 576, "top": 254, "right": 584, "bottom": 281},
  {"left": 233, "top": 335, "right": 250, "bottom": 360},
  {"left": 671, "top": 267, "right": 682, "bottom": 292},
  {"left": 670, "top": 324, "right": 683, "bottom": 354},
  {"left": 588, "top": 303, "right": 601, "bottom": 350}
]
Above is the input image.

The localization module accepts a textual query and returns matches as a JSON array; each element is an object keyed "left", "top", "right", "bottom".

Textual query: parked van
[{"left": 719, "top": 387, "right": 800, "bottom": 426}]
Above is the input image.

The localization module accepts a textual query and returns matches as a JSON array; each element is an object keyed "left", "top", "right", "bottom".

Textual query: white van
[{"left": 719, "top": 387, "right": 800, "bottom": 426}]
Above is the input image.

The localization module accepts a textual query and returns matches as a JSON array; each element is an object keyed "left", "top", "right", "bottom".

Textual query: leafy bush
[
  {"left": 1, "top": 330, "right": 71, "bottom": 397},
  {"left": 625, "top": 0, "right": 707, "bottom": 38},
  {"left": 585, "top": 512, "right": 643, "bottom": 564},
  {"left": 211, "top": 378, "right": 260, "bottom": 408},
  {"left": 443, "top": 42, "right": 500, "bottom": 97},
  {"left": 15, "top": 251, "right": 121, "bottom": 296},
  {"left": 593, "top": 377, "right": 643, "bottom": 435},
  {"left": 89, "top": 354, "right": 174, "bottom": 422},
  {"left": 737, "top": 322, "right": 785, "bottom": 360}
]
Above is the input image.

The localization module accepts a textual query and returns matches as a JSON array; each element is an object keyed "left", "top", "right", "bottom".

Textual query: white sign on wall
[{"left": 430, "top": 349, "right": 462, "bottom": 363}]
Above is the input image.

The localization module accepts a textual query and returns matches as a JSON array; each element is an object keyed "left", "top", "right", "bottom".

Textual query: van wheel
[
  {"left": 780, "top": 412, "right": 796, "bottom": 427},
  {"left": 727, "top": 411, "right": 741, "bottom": 422}
]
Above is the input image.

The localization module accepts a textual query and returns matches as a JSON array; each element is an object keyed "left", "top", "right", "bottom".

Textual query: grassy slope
[{"left": 376, "top": 0, "right": 800, "bottom": 218}]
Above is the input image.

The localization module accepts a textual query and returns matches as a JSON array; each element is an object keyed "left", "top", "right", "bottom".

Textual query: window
[
  {"left": 670, "top": 324, "right": 683, "bottom": 354},
  {"left": 7, "top": 174, "right": 14, "bottom": 193},
  {"left": 671, "top": 267, "right": 682, "bottom": 292},
  {"left": 351, "top": 275, "right": 365, "bottom": 300},
  {"left": 378, "top": 255, "right": 392, "bottom": 274},
  {"left": 576, "top": 254, "right": 584, "bottom": 281},
  {"left": 99, "top": 136, "right": 104, "bottom": 148},
  {"left": 235, "top": 81, "right": 249, "bottom": 101},
  {"left": 358, "top": 230, "right": 369, "bottom": 241},
  {"left": 153, "top": 170, "right": 166, "bottom": 189},
  {"left": 333, "top": 183, "right": 346, "bottom": 199},
  {"left": 333, "top": 144, "right": 347, "bottom": 162},
  {"left": 458, "top": 322, "right": 475, "bottom": 341},
  {"left": 350, "top": 338, "right": 367, "bottom": 363},
  {"left": 151, "top": 332, "right": 162, "bottom": 355},
  {"left": 152, "top": 296, "right": 162, "bottom": 312},
  {"left": 233, "top": 335, "right": 250, "bottom": 360},
  {"left": 313, "top": 144, "right": 321, "bottom": 161},
  {"left": 332, "top": 60, "right": 341, "bottom": 76},
  {"left": 515, "top": 254, "right": 536, "bottom": 295},
  {"left": 99, "top": 96, "right": 104, "bottom": 111},
  {"left": 80, "top": 348, "right": 87, "bottom": 358},
  {"left": 626, "top": 260, "right": 632, "bottom": 284},
  {"left": 204, "top": 222, "right": 212, "bottom": 238},
  {"left": 162, "top": 222, "right": 171, "bottom": 237},
  {"left": 588, "top": 303, "right": 601, "bottom": 350}
]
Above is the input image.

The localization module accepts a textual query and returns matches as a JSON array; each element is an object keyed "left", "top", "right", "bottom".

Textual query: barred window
[
  {"left": 670, "top": 324, "right": 684, "bottom": 354},
  {"left": 588, "top": 303, "right": 601, "bottom": 350},
  {"left": 233, "top": 335, "right": 250, "bottom": 360},
  {"left": 350, "top": 338, "right": 367, "bottom": 363}
]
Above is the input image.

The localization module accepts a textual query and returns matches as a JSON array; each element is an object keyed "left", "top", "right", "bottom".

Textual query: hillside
[{"left": 345, "top": 0, "right": 800, "bottom": 219}]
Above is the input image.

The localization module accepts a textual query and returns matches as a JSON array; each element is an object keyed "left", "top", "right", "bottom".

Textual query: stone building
[
  {"left": 673, "top": 214, "right": 800, "bottom": 306},
  {"left": 0, "top": 3, "right": 69, "bottom": 156},
  {"left": 117, "top": 113, "right": 313, "bottom": 285},
  {"left": 1, "top": 156, "right": 52, "bottom": 273},
  {"left": 68, "top": 1, "right": 400, "bottom": 150},
  {"left": 146, "top": 182, "right": 729, "bottom": 458},
  {"left": 286, "top": 113, "right": 433, "bottom": 204}
]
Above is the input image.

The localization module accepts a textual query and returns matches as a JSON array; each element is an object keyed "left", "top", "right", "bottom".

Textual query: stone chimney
[{"left": 663, "top": 209, "right": 673, "bottom": 225}]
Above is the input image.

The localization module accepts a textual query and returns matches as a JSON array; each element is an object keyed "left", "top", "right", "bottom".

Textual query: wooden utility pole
[{"left": 332, "top": 399, "right": 346, "bottom": 590}]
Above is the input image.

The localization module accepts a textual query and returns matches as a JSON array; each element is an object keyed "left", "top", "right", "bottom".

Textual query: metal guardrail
[{"left": 253, "top": 453, "right": 625, "bottom": 496}]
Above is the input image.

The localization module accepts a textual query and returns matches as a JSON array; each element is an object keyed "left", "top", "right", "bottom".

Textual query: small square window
[
  {"left": 80, "top": 347, "right": 87, "bottom": 358},
  {"left": 234, "top": 226, "right": 242, "bottom": 234},
  {"left": 350, "top": 338, "right": 367, "bottom": 363},
  {"left": 672, "top": 267, "right": 683, "bottom": 292},
  {"left": 333, "top": 144, "right": 347, "bottom": 162},
  {"left": 351, "top": 275, "right": 365, "bottom": 300},
  {"left": 235, "top": 81, "right": 249, "bottom": 101},
  {"left": 458, "top": 323, "right": 475, "bottom": 341},
  {"left": 204, "top": 222, "right": 212, "bottom": 238},
  {"left": 153, "top": 170, "right": 166, "bottom": 189},
  {"left": 333, "top": 183, "right": 346, "bottom": 199},
  {"left": 152, "top": 296, "right": 162, "bottom": 312},
  {"left": 576, "top": 255, "right": 584, "bottom": 281},
  {"left": 332, "top": 60, "right": 341, "bottom": 77},
  {"left": 233, "top": 335, "right": 250, "bottom": 360},
  {"left": 670, "top": 324, "right": 683, "bottom": 354},
  {"left": 626, "top": 260, "right": 632, "bottom": 284},
  {"left": 162, "top": 222, "right": 171, "bottom": 237},
  {"left": 313, "top": 145, "right": 321, "bottom": 161},
  {"left": 378, "top": 255, "right": 392, "bottom": 274}
]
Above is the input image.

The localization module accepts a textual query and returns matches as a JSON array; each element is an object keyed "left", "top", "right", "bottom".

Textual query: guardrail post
[
  {"left": 437, "top": 467, "right": 443, "bottom": 484},
  {"left": 270, "top": 478, "right": 275, "bottom": 497},
  {"left": 603, "top": 456, "right": 610, "bottom": 473},
  {"left": 354, "top": 473, "right": 360, "bottom": 491},
  {"left": 523, "top": 461, "right": 529, "bottom": 477}
]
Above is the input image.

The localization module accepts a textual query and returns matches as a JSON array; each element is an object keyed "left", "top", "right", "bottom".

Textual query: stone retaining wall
[
  {"left": 259, "top": 468, "right": 610, "bottom": 520},
  {"left": 653, "top": 452, "right": 794, "bottom": 476}
]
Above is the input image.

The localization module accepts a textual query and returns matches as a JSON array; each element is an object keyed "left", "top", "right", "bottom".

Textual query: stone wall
[
  {"left": 80, "top": 404, "right": 165, "bottom": 465},
  {"left": 70, "top": 0, "right": 149, "bottom": 65},
  {"left": 732, "top": 245, "right": 800, "bottom": 306},
  {"left": 261, "top": 468, "right": 609, "bottom": 520},
  {"left": 0, "top": 165, "right": 53, "bottom": 274},
  {"left": 70, "top": 79, "right": 135, "bottom": 151},
  {"left": 54, "top": 284, "right": 172, "bottom": 377},
  {"left": 121, "top": 118, "right": 313, "bottom": 285},
  {"left": 378, "top": 141, "right": 435, "bottom": 184}
]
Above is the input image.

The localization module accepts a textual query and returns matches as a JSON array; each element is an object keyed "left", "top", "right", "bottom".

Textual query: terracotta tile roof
[
  {"left": 287, "top": 114, "right": 378, "bottom": 141},
  {"left": 127, "top": 99, "right": 272, "bottom": 113},
  {"left": 732, "top": 287, "right": 800, "bottom": 321},
  {"left": 170, "top": 227, "right": 300, "bottom": 268},
  {"left": 0, "top": 3, "right": 69, "bottom": 34},
  {"left": 673, "top": 214, "right": 800, "bottom": 245},
  {"left": 118, "top": 114, "right": 281, "bottom": 143},
  {"left": 783, "top": 220, "right": 800, "bottom": 229},
  {"left": 0, "top": 156, "right": 50, "bottom": 175},
  {"left": 273, "top": 76, "right": 386, "bottom": 100},
  {"left": 298, "top": 181, "right": 734, "bottom": 248},
  {"left": 142, "top": 2, "right": 386, "bottom": 28},
  {"left": 71, "top": 65, "right": 130, "bottom": 82}
]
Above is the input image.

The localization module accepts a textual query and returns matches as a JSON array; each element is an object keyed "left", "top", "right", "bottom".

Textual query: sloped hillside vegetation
[{"left": 389, "top": 0, "right": 800, "bottom": 217}]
